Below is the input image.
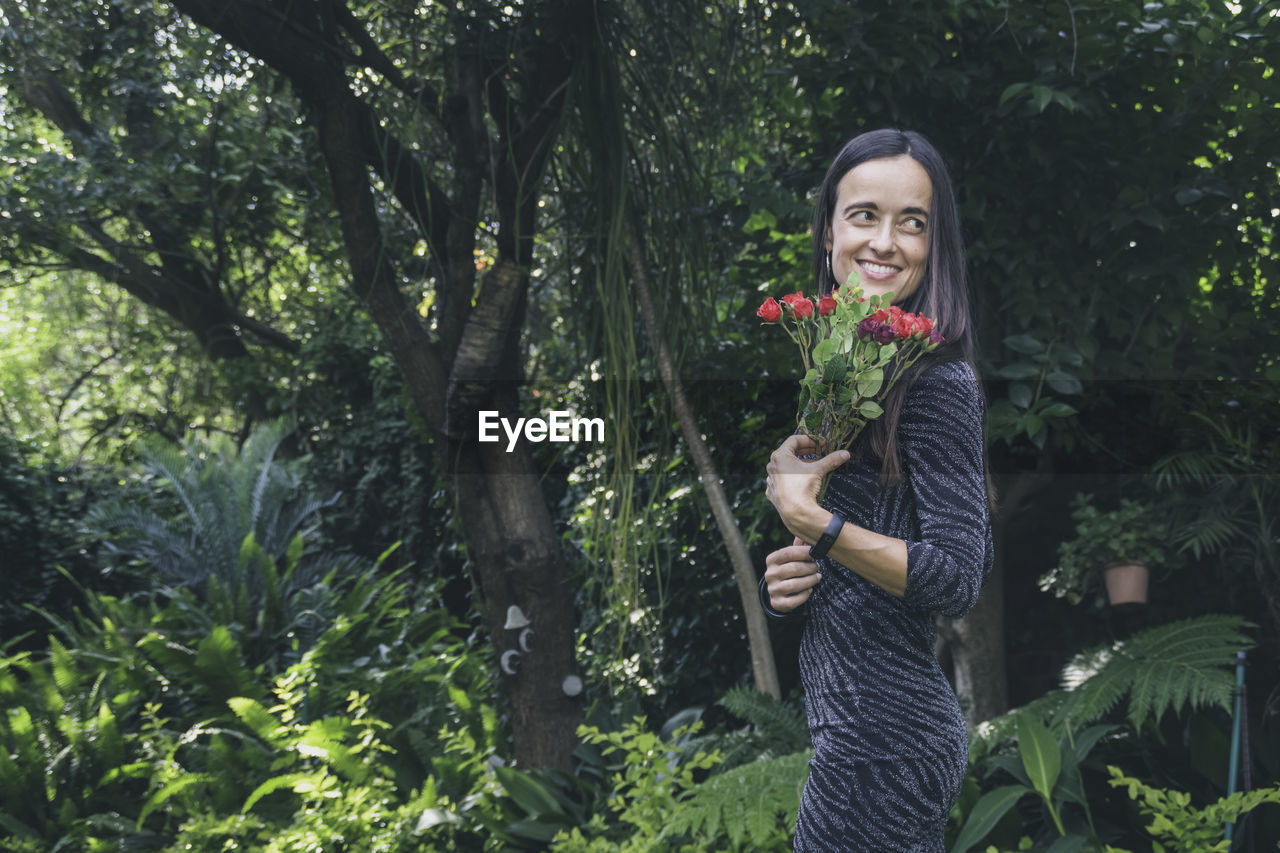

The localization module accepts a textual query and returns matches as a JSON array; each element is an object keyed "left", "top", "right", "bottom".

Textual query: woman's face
[{"left": 825, "top": 155, "right": 932, "bottom": 304}]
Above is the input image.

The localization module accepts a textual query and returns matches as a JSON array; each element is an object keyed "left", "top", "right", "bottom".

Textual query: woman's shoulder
[
  {"left": 902, "top": 358, "right": 983, "bottom": 423},
  {"left": 912, "top": 358, "right": 980, "bottom": 397}
]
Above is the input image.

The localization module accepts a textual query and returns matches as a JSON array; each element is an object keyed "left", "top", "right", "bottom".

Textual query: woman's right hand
[{"left": 764, "top": 537, "right": 823, "bottom": 612}]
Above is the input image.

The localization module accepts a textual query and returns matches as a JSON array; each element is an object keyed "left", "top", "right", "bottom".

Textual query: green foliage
[
  {"left": 972, "top": 615, "right": 1253, "bottom": 760},
  {"left": 1154, "top": 409, "right": 1280, "bottom": 640},
  {"left": 1040, "top": 493, "right": 1183, "bottom": 607},
  {"left": 85, "top": 421, "right": 366, "bottom": 667},
  {"left": 1105, "top": 767, "right": 1280, "bottom": 853},
  {"left": 0, "top": 559, "right": 499, "bottom": 850},
  {"left": 0, "top": 432, "right": 107, "bottom": 644},
  {"left": 666, "top": 751, "right": 810, "bottom": 849},
  {"left": 951, "top": 715, "right": 1117, "bottom": 853},
  {"left": 693, "top": 686, "right": 811, "bottom": 770},
  {"left": 549, "top": 719, "right": 725, "bottom": 852},
  {"left": 1054, "top": 615, "right": 1252, "bottom": 732}
]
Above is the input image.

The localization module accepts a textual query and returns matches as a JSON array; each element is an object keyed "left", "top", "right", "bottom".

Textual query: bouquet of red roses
[{"left": 757, "top": 280, "right": 943, "bottom": 498}]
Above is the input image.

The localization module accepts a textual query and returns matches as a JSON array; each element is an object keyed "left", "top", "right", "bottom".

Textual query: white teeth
[{"left": 860, "top": 261, "right": 898, "bottom": 275}]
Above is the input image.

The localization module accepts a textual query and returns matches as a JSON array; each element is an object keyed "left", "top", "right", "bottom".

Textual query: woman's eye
[
  {"left": 901, "top": 218, "right": 926, "bottom": 234},
  {"left": 851, "top": 210, "right": 874, "bottom": 223}
]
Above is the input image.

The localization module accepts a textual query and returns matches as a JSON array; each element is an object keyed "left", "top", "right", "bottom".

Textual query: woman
[{"left": 761, "top": 129, "right": 994, "bottom": 852}]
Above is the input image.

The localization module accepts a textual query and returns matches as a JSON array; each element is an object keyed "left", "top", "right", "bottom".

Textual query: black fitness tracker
[{"left": 808, "top": 511, "right": 845, "bottom": 559}]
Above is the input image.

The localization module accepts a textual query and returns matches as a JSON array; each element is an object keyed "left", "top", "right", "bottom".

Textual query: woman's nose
[{"left": 869, "top": 222, "right": 895, "bottom": 254}]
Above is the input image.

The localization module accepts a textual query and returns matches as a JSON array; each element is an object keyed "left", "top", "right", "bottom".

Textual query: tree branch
[{"left": 331, "top": 0, "right": 441, "bottom": 114}]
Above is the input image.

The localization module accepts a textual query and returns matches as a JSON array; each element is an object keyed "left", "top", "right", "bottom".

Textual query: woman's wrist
[{"left": 788, "top": 502, "right": 834, "bottom": 546}]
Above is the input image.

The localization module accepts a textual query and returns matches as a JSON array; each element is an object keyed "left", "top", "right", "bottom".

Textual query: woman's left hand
[{"left": 765, "top": 434, "right": 850, "bottom": 537}]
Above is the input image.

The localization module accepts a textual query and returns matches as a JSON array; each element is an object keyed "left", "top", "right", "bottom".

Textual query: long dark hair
[{"left": 811, "top": 129, "right": 984, "bottom": 487}]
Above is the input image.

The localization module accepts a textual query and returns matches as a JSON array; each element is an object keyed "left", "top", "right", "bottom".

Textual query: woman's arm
[
  {"left": 765, "top": 361, "right": 991, "bottom": 614},
  {"left": 766, "top": 440, "right": 908, "bottom": 598}
]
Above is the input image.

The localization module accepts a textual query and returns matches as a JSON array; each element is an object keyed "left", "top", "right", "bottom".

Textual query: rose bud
[
  {"left": 818, "top": 296, "right": 837, "bottom": 316},
  {"left": 791, "top": 297, "right": 815, "bottom": 320}
]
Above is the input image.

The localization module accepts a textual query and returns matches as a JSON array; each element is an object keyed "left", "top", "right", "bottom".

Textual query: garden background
[{"left": 1, "top": 0, "right": 1278, "bottom": 849}]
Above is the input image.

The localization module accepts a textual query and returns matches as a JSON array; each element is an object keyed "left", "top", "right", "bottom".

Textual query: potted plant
[{"left": 1040, "top": 493, "right": 1180, "bottom": 607}]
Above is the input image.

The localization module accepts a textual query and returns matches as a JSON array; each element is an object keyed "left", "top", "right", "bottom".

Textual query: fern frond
[
  {"left": 669, "top": 751, "right": 810, "bottom": 847},
  {"left": 968, "top": 689, "right": 1067, "bottom": 762},
  {"left": 1057, "top": 615, "right": 1252, "bottom": 730},
  {"left": 717, "top": 687, "right": 808, "bottom": 751}
]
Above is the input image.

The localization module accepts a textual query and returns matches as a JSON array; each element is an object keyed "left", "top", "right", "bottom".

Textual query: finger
[
  {"left": 764, "top": 556, "right": 820, "bottom": 583},
  {"left": 778, "top": 433, "right": 820, "bottom": 455},
  {"left": 817, "top": 448, "right": 851, "bottom": 473},
  {"left": 765, "top": 545, "right": 816, "bottom": 569},
  {"left": 771, "top": 579, "right": 821, "bottom": 610},
  {"left": 774, "top": 572, "right": 822, "bottom": 596}
]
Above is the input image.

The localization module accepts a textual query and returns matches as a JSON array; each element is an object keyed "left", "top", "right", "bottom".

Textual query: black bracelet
[
  {"left": 808, "top": 511, "right": 845, "bottom": 559},
  {"left": 758, "top": 575, "right": 804, "bottom": 620}
]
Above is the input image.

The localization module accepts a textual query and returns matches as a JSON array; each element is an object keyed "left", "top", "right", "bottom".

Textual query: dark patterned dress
[{"left": 763, "top": 359, "right": 994, "bottom": 852}]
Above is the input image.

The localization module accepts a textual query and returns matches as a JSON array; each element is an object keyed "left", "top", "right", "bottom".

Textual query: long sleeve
[{"left": 898, "top": 360, "right": 993, "bottom": 618}]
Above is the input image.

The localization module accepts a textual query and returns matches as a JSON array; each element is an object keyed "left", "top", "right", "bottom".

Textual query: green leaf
[
  {"left": 416, "top": 808, "right": 464, "bottom": 830},
  {"left": 994, "top": 362, "right": 1040, "bottom": 380},
  {"left": 1040, "top": 402, "right": 1078, "bottom": 419},
  {"left": 1032, "top": 85, "right": 1053, "bottom": 112},
  {"left": 1023, "top": 413, "right": 1044, "bottom": 440},
  {"left": 857, "top": 400, "right": 883, "bottom": 419},
  {"left": 227, "top": 697, "right": 283, "bottom": 744},
  {"left": 241, "top": 771, "right": 326, "bottom": 813},
  {"left": 813, "top": 337, "right": 836, "bottom": 364},
  {"left": 284, "top": 532, "right": 303, "bottom": 578},
  {"left": 856, "top": 368, "right": 883, "bottom": 397},
  {"left": 1009, "top": 382, "right": 1033, "bottom": 410},
  {"left": 1045, "top": 835, "right": 1089, "bottom": 853},
  {"left": 1004, "top": 334, "right": 1044, "bottom": 354},
  {"left": 137, "top": 773, "right": 212, "bottom": 828},
  {"left": 494, "top": 765, "right": 565, "bottom": 818},
  {"left": 1046, "top": 371, "right": 1082, "bottom": 395},
  {"left": 1017, "top": 714, "right": 1061, "bottom": 804},
  {"left": 823, "top": 354, "right": 847, "bottom": 385},
  {"left": 950, "top": 785, "right": 1031, "bottom": 853},
  {"left": 999, "top": 82, "right": 1030, "bottom": 105},
  {"left": 744, "top": 209, "right": 777, "bottom": 233}
]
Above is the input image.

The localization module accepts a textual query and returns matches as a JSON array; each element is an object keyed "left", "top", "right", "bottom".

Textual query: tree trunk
[
  {"left": 170, "top": 0, "right": 591, "bottom": 769},
  {"left": 943, "top": 555, "right": 1007, "bottom": 726},
  {"left": 942, "top": 466, "right": 1053, "bottom": 726},
  {"left": 625, "top": 227, "right": 781, "bottom": 699},
  {"left": 313, "top": 95, "right": 581, "bottom": 770}
]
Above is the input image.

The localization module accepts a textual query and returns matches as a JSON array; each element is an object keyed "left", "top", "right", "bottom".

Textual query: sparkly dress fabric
[{"left": 780, "top": 359, "right": 994, "bottom": 852}]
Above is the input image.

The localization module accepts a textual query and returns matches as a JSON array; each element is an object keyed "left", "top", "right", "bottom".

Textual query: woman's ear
[{"left": 823, "top": 226, "right": 833, "bottom": 251}]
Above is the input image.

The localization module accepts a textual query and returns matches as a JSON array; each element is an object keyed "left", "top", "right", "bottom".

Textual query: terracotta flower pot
[{"left": 1104, "top": 562, "right": 1149, "bottom": 606}]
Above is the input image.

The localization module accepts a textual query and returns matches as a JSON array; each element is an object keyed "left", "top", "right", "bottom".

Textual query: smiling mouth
[{"left": 858, "top": 260, "right": 900, "bottom": 277}]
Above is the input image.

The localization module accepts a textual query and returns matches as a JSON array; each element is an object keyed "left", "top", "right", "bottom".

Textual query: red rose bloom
[
  {"left": 779, "top": 292, "right": 807, "bottom": 308},
  {"left": 791, "top": 297, "right": 815, "bottom": 320},
  {"left": 910, "top": 314, "right": 934, "bottom": 337},
  {"left": 756, "top": 297, "right": 782, "bottom": 323},
  {"left": 818, "top": 296, "right": 837, "bottom": 316},
  {"left": 892, "top": 313, "right": 914, "bottom": 340}
]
